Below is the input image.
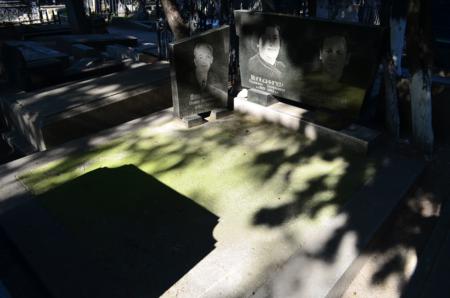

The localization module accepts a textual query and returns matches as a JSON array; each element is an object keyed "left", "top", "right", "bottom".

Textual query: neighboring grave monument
[
  {"left": 169, "top": 26, "right": 230, "bottom": 127},
  {"left": 2, "top": 41, "right": 70, "bottom": 90},
  {"left": 235, "top": 10, "right": 384, "bottom": 118}
]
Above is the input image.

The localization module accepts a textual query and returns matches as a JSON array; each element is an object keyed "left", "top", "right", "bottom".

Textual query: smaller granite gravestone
[{"left": 169, "top": 26, "right": 230, "bottom": 123}]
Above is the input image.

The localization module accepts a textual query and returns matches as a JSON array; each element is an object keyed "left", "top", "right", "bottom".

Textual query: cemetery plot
[
  {"left": 17, "top": 112, "right": 383, "bottom": 297},
  {"left": 2, "top": 40, "right": 70, "bottom": 90},
  {"left": 170, "top": 26, "right": 229, "bottom": 119},
  {"left": 235, "top": 10, "right": 384, "bottom": 118},
  {"left": 1, "top": 63, "right": 171, "bottom": 152}
]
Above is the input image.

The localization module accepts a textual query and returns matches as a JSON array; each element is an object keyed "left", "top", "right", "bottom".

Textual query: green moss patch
[
  {"left": 21, "top": 115, "right": 378, "bottom": 225},
  {"left": 18, "top": 114, "right": 381, "bottom": 293}
]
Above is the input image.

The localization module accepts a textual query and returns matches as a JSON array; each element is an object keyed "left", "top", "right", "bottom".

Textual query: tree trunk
[
  {"left": 406, "top": 0, "right": 434, "bottom": 154},
  {"left": 261, "top": 0, "right": 276, "bottom": 12},
  {"left": 391, "top": 0, "right": 409, "bottom": 74},
  {"left": 308, "top": 0, "right": 316, "bottom": 17},
  {"left": 65, "top": 0, "right": 91, "bottom": 34},
  {"left": 382, "top": 0, "right": 408, "bottom": 138},
  {"left": 160, "top": 0, "right": 189, "bottom": 40},
  {"left": 316, "top": 0, "right": 328, "bottom": 18},
  {"left": 410, "top": 70, "right": 433, "bottom": 153},
  {"left": 390, "top": 17, "right": 407, "bottom": 74},
  {"left": 134, "top": 0, "right": 149, "bottom": 19},
  {"left": 384, "top": 59, "right": 400, "bottom": 138}
]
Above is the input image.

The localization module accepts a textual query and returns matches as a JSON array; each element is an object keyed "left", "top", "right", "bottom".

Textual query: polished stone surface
[
  {"left": 170, "top": 26, "right": 229, "bottom": 118},
  {"left": 235, "top": 10, "right": 384, "bottom": 118}
]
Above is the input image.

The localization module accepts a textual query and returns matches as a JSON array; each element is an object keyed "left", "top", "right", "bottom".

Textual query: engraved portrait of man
[
  {"left": 170, "top": 25, "right": 229, "bottom": 118},
  {"left": 193, "top": 42, "right": 214, "bottom": 91},
  {"left": 248, "top": 25, "right": 286, "bottom": 83},
  {"left": 319, "top": 35, "right": 350, "bottom": 82},
  {"left": 187, "top": 42, "right": 226, "bottom": 107},
  {"left": 302, "top": 33, "right": 364, "bottom": 116}
]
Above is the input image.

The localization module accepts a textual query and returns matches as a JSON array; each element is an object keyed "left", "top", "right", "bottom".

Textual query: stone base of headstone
[
  {"left": 138, "top": 53, "right": 159, "bottom": 64},
  {"left": 209, "top": 108, "right": 232, "bottom": 121},
  {"left": 181, "top": 115, "right": 205, "bottom": 128},
  {"left": 234, "top": 97, "right": 380, "bottom": 154},
  {"left": 247, "top": 89, "right": 278, "bottom": 106}
]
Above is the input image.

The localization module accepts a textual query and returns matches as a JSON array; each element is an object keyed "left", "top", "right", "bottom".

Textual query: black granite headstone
[
  {"left": 170, "top": 26, "right": 229, "bottom": 119},
  {"left": 235, "top": 11, "right": 384, "bottom": 118}
]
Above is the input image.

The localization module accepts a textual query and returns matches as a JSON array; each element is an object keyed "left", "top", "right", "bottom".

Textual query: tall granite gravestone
[
  {"left": 235, "top": 11, "right": 384, "bottom": 118},
  {"left": 170, "top": 26, "right": 229, "bottom": 123}
]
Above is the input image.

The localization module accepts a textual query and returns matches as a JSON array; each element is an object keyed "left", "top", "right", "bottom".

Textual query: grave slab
[
  {"left": 209, "top": 108, "right": 233, "bottom": 121},
  {"left": 0, "top": 62, "right": 172, "bottom": 152},
  {"left": 53, "top": 34, "right": 138, "bottom": 53},
  {"left": 0, "top": 109, "right": 424, "bottom": 298},
  {"left": 180, "top": 114, "right": 205, "bottom": 128},
  {"left": 2, "top": 41, "right": 70, "bottom": 90}
]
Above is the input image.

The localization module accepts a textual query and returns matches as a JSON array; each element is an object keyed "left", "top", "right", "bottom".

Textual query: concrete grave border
[{"left": 0, "top": 109, "right": 424, "bottom": 298}]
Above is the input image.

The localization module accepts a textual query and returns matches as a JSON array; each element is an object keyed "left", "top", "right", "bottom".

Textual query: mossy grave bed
[{"left": 18, "top": 113, "right": 381, "bottom": 297}]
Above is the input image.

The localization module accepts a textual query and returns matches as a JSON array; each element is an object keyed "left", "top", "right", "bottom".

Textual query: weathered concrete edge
[
  {"left": 43, "top": 65, "right": 171, "bottom": 123},
  {"left": 0, "top": 108, "right": 178, "bottom": 298},
  {"left": 234, "top": 97, "right": 379, "bottom": 154},
  {"left": 326, "top": 156, "right": 426, "bottom": 298},
  {"left": 402, "top": 195, "right": 450, "bottom": 298},
  {"left": 249, "top": 155, "right": 425, "bottom": 298},
  {"left": 3, "top": 63, "right": 171, "bottom": 151},
  {"left": 0, "top": 108, "right": 176, "bottom": 207}
]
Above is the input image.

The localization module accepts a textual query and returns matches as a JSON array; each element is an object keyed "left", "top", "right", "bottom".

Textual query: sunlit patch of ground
[{"left": 19, "top": 113, "right": 382, "bottom": 296}]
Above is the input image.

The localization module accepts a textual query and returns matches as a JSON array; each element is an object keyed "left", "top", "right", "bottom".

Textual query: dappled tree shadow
[
  {"left": 1, "top": 6, "right": 444, "bottom": 296},
  {"left": 3, "top": 103, "right": 440, "bottom": 297}
]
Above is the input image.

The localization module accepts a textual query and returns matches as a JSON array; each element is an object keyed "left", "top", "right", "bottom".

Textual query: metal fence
[
  {"left": 86, "top": 0, "right": 130, "bottom": 16},
  {"left": 0, "top": 1, "right": 67, "bottom": 25}
]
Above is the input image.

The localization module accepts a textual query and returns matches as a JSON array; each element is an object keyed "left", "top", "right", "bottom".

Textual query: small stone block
[
  {"left": 181, "top": 115, "right": 205, "bottom": 128},
  {"left": 105, "top": 45, "right": 138, "bottom": 62},
  {"left": 247, "top": 88, "right": 278, "bottom": 106},
  {"left": 342, "top": 124, "right": 380, "bottom": 142},
  {"left": 340, "top": 124, "right": 381, "bottom": 154},
  {"left": 71, "top": 43, "right": 97, "bottom": 59},
  {"left": 138, "top": 53, "right": 159, "bottom": 64},
  {"left": 209, "top": 108, "right": 232, "bottom": 121}
]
